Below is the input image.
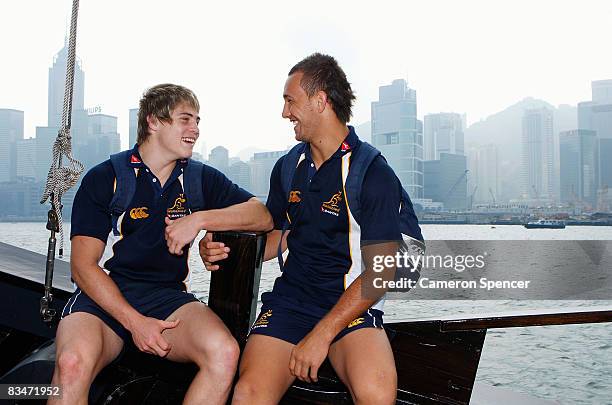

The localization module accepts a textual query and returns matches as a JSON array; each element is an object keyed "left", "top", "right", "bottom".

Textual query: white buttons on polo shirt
[
  {"left": 310, "top": 163, "right": 314, "bottom": 167},
  {"left": 152, "top": 178, "right": 157, "bottom": 183}
]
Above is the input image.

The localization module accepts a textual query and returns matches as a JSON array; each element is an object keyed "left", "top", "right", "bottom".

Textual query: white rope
[{"left": 40, "top": 0, "right": 83, "bottom": 254}]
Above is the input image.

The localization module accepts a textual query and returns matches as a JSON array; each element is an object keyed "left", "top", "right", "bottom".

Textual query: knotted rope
[{"left": 40, "top": 0, "right": 84, "bottom": 255}]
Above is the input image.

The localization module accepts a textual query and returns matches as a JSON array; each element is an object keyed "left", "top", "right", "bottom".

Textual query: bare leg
[
  {"left": 48, "top": 313, "right": 124, "bottom": 405},
  {"left": 161, "top": 302, "right": 240, "bottom": 405},
  {"left": 328, "top": 328, "right": 397, "bottom": 405},
  {"left": 231, "top": 334, "right": 296, "bottom": 405}
]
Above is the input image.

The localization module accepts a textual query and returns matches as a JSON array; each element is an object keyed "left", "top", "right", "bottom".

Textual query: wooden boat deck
[{"left": 0, "top": 241, "right": 73, "bottom": 292}]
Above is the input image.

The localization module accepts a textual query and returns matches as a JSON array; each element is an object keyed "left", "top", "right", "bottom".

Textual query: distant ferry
[{"left": 524, "top": 219, "right": 566, "bottom": 229}]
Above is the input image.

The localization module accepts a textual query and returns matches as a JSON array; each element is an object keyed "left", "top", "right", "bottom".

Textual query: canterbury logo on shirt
[
  {"left": 129, "top": 207, "right": 149, "bottom": 219},
  {"left": 347, "top": 317, "right": 365, "bottom": 328}
]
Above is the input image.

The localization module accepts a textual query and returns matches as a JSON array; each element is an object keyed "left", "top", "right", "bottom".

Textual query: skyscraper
[
  {"left": 592, "top": 79, "right": 612, "bottom": 104},
  {"left": 597, "top": 138, "right": 612, "bottom": 206},
  {"left": 35, "top": 41, "right": 88, "bottom": 182},
  {"left": 559, "top": 130, "right": 597, "bottom": 205},
  {"left": 15, "top": 138, "right": 36, "bottom": 180},
  {"left": 521, "top": 107, "right": 556, "bottom": 200},
  {"left": 424, "top": 112, "right": 465, "bottom": 161},
  {"left": 470, "top": 144, "right": 500, "bottom": 204},
  {"left": 35, "top": 126, "right": 57, "bottom": 182},
  {"left": 423, "top": 153, "right": 467, "bottom": 210},
  {"left": 371, "top": 79, "right": 423, "bottom": 199},
  {"left": 578, "top": 80, "right": 612, "bottom": 140},
  {"left": 85, "top": 114, "right": 121, "bottom": 169},
  {"left": 229, "top": 161, "right": 252, "bottom": 192},
  {"left": 249, "top": 150, "right": 287, "bottom": 199},
  {"left": 578, "top": 80, "right": 612, "bottom": 195},
  {"left": 129, "top": 108, "right": 139, "bottom": 148},
  {"left": 47, "top": 40, "right": 88, "bottom": 148},
  {"left": 0, "top": 109, "right": 24, "bottom": 182},
  {"left": 208, "top": 146, "right": 229, "bottom": 175}
]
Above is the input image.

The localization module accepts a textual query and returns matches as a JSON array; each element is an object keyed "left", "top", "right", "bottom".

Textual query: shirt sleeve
[
  {"left": 359, "top": 156, "right": 402, "bottom": 242},
  {"left": 265, "top": 156, "right": 287, "bottom": 230},
  {"left": 70, "top": 161, "right": 114, "bottom": 243},
  {"left": 201, "top": 165, "right": 254, "bottom": 210}
]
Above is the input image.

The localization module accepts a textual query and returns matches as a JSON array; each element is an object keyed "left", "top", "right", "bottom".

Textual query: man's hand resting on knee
[{"left": 126, "top": 314, "right": 181, "bottom": 357}]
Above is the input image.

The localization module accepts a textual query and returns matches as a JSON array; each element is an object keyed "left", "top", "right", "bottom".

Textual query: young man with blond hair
[{"left": 51, "top": 83, "right": 272, "bottom": 405}]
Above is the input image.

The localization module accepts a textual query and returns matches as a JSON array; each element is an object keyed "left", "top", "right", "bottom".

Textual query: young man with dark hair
[
  {"left": 202, "top": 53, "right": 423, "bottom": 404},
  {"left": 50, "top": 83, "right": 272, "bottom": 405}
]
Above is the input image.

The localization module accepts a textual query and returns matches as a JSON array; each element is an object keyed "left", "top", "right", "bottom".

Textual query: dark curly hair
[{"left": 289, "top": 53, "right": 355, "bottom": 124}]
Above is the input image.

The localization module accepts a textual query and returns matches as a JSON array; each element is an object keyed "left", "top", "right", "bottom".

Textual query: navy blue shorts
[
  {"left": 61, "top": 277, "right": 199, "bottom": 342},
  {"left": 249, "top": 292, "right": 384, "bottom": 345}
]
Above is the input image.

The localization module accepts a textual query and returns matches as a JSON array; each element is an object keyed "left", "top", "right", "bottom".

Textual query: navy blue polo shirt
[
  {"left": 70, "top": 145, "right": 253, "bottom": 285},
  {"left": 265, "top": 127, "right": 403, "bottom": 310}
]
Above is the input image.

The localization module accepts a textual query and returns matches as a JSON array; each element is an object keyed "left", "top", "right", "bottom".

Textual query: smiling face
[
  {"left": 151, "top": 102, "right": 200, "bottom": 160},
  {"left": 282, "top": 72, "right": 319, "bottom": 142}
]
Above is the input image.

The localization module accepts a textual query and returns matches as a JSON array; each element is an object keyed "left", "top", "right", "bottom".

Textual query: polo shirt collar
[
  {"left": 126, "top": 144, "right": 188, "bottom": 169},
  {"left": 304, "top": 125, "right": 359, "bottom": 162}
]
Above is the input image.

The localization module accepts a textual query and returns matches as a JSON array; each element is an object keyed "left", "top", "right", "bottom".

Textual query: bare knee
[
  {"left": 213, "top": 336, "right": 240, "bottom": 370},
  {"left": 201, "top": 335, "right": 240, "bottom": 377},
  {"left": 351, "top": 368, "right": 397, "bottom": 405},
  {"left": 232, "top": 378, "right": 258, "bottom": 404},
  {"left": 351, "top": 375, "right": 396, "bottom": 405},
  {"left": 55, "top": 350, "right": 92, "bottom": 385}
]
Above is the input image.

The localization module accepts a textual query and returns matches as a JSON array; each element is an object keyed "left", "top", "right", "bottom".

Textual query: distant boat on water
[{"left": 524, "top": 219, "right": 566, "bottom": 229}]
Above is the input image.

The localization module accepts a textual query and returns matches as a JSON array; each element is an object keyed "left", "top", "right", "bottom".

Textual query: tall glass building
[
  {"left": 559, "top": 130, "right": 597, "bottom": 205},
  {"left": 0, "top": 109, "right": 23, "bottom": 182},
  {"left": 578, "top": 80, "right": 612, "bottom": 194},
  {"left": 371, "top": 79, "right": 423, "bottom": 199},
  {"left": 521, "top": 107, "right": 555, "bottom": 200},
  {"left": 424, "top": 112, "right": 465, "bottom": 161},
  {"left": 47, "top": 40, "right": 88, "bottom": 147},
  {"left": 129, "top": 108, "right": 139, "bottom": 148}
]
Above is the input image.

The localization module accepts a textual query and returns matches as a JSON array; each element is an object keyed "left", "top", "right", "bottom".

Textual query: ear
[
  {"left": 147, "top": 114, "right": 159, "bottom": 133},
  {"left": 316, "top": 90, "right": 328, "bottom": 113}
]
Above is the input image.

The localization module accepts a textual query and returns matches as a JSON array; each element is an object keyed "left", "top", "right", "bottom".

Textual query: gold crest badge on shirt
[
  {"left": 321, "top": 191, "right": 342, "bottom": 217},
  {"left": 167, "top": 194, "right": 188, "bottom": 219}
]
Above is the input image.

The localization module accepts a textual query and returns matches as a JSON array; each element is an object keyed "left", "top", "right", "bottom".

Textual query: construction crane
[{"left": 489, "top": 187, "right": 496, "bottom": 204}]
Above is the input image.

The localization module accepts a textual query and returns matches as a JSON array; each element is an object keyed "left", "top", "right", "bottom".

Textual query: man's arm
[
  {"left": 165, "top": 197, "right": 273, "bottom": 255},
  {"left": 71, "top": 235, "right": 179, "bottom": 356}
]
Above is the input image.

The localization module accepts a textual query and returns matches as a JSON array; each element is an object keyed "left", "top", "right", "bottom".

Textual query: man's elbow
[
  {"left": 70, "top": 261, "right": 85, "bottom": 286},
  {"left": 254, "top": 205, "right": 273, "bottom": 231},
  {"left": 248, "top": 199, "right": 273, "bottom": 231},
  {"left": 260, "top": 210, "right": 274, "bottom": 232}
]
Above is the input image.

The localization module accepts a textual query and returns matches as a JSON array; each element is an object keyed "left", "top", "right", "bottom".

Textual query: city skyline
[
  {"left": 1, "top": 72, "right": 609, "bottom": 207},
  {"left": 2, "top": 0, "right": 611, "bottom": 156}
]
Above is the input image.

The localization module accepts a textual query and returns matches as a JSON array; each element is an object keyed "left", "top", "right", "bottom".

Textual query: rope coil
[{"left": 40, "top": 0, "right": 83, "bottom": 254}]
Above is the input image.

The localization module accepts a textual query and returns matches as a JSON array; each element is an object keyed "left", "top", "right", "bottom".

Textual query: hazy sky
[{"left": 2, "top": 0, "right": 611, "bottom": 156}]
